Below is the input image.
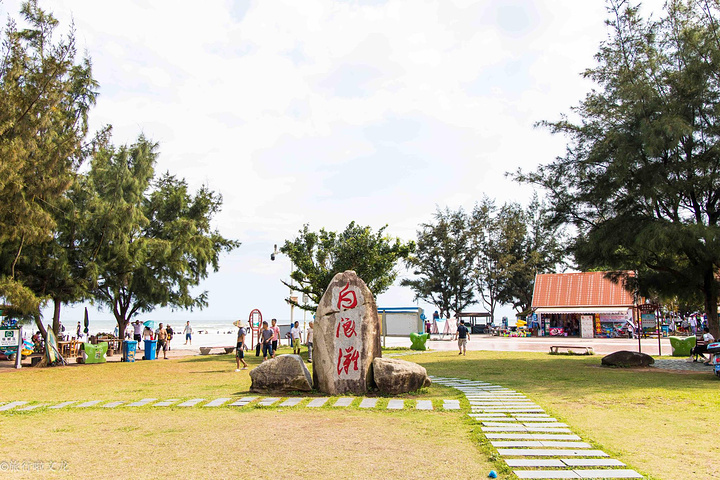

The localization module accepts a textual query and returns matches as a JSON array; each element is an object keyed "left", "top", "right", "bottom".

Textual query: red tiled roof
[{"left": 531, "top": 272, "right": 635, "bottom": 308}]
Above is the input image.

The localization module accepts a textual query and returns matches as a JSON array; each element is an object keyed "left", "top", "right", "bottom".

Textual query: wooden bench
[
  {"left": 550, "top": 345, "right": 594, "bottom": 355},
  {"left": 199, "top": 346, "right": 236, "bottom": 355}
]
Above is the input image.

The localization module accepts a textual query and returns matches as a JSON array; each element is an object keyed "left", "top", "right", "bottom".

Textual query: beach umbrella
[
  {"left": 143, "top": 320, "right": 156, "bottom": 330},
  {"left": 83, "top": 307, "right": 89, "bottom": 335}
]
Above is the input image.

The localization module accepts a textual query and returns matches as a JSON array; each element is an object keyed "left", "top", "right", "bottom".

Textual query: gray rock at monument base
[
  {"left": 313, "top": 270, "right": 382, "bottom": 395},
  {"left": 601, "top": 350, "right": 655, "bottom": 367},
  {"left": 249, "top": 354, "right": 313, "bottom": 393},
  {"left": 373, "top": 357, "right": 432, "bottom": 395}
]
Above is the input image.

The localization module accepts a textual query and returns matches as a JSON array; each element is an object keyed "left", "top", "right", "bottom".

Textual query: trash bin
[
  {"left": 122, "top": 340, "right": 138, "bottom": 362},
  {"left": 81, "top": 342, "right": 108, "bottom": 364},
  {"left": 143, "top": 339, "right": 157, "bottom": 360}
]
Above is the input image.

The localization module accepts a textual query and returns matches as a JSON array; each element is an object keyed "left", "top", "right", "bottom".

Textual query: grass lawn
[
  {"left": 410, "top": 350, "right": 720, "bottom": 480},
  {"left": 1, "top": 347, "right": 718, "bottom": 479}
]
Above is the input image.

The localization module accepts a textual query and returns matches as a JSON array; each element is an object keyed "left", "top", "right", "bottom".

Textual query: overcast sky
[{"left": 4, "top": 0, "right": 666, "bottom": 325}]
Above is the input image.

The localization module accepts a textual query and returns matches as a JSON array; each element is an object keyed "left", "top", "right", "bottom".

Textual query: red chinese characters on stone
[
  {"left": 337, "top": 282, "right": 358, "bottom": 310},
  {"left": 337, "top": 346, "right": 360, "bottom": 376},
  {"left": 336, "top": 317, "right": 357, "bottom": 339}
]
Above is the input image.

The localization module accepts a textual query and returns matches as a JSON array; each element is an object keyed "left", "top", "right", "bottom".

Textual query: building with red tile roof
[{"left": 531, "top": 272, "right": 636, "bottom": 338}]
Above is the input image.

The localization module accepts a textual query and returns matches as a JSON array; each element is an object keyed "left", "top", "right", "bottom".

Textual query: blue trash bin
[
  {"left": 122, "top": 340, "right": 138, "bottom": 362},
  {"left": 143, "top": 340, "right": 157, "bottom": 360}
]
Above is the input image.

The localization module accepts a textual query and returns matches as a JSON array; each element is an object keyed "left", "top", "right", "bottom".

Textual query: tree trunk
[
  {"left": 52, "top": 298, "right": 62, "bottom": 336},
  {"left": 34, "top": 309, "right": 47, "bottom": 338},
  {"left": 703, "top": 267, "right": 719, "bottom": 339}
]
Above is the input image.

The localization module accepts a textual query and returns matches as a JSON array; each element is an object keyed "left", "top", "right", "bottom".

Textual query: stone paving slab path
[
  {"left": 177, "top": 398, "right": 205, "bottom": 407},
  {"left": 103, "top": 401, "right": 124, "bottom": 408},
  {"left": 154, "top": 399, "right": 179, "bottom": 407},
  {"left": 127, "top": 398, "right": 156, "bottom": 407},
  {"left": 257, "top": 397, "right": 280, "bottom": 406},
  {"left": 333, "top": 397, "right": 353, "bottom": 407},
  {"left": 306, "top": 397, "right": 328, "bottom": 408},
  {"left": 204, "top": 398, "right": 231, "bottom": 407},
  {"left": 75, "top": 400, "right": 102, "bottom": 408},
  {"left": 48, "top": 401, "right": 76, "bottom": 409},
  {"left": 387, "top": 399, "right": 404, "bottom": 409},
  {"left": 279, "top": 397, "right": 305, "bottom": 407},
  {"left": 416, "top": 400, "right": 433, "bottom": 410},
  {"left": 359, "top": 398, "right": 377, "bottom": 408},
  {"left": 0, "top": 401, "right": 28, "bottom": 411},
  {"left": 17, "top": 403, "right": 50, "bottom": 411}
]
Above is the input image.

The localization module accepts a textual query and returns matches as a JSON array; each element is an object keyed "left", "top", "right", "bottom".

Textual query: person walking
[
  {"left": 270, "top": 318, "right": 280, "bottom": 357},
  {"left": 260, "top": 321, "right": 274, "bottom": 361},
  {"left": 166, "top": 325, "right": 174, "bottom": 350},
  {"left": 235, "top": 324, "right": 248, "bottom": 371},
  {"left": 306, "top": 321, "right": 313, "bottom": 363},
  {"left": 156, "top": 323, "right": 168, "bottom": 359},
  {"left": 457, "top": 319, "right": 469, "bottom": 356},
  {"left": 183, "top": 321, "right": 193, "bottom": 345},
  {"left": 290, "top": 321, "right": 301, "bottom": 355}
]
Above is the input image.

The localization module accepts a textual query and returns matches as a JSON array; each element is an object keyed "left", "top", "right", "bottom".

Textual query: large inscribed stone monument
[{"left": 313, "top": 270, "right": 381, "bottom": 395}]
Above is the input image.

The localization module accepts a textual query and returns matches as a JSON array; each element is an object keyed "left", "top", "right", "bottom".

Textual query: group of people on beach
[{"left": 234, "top": 318, "right": 314, "bottom": 372}]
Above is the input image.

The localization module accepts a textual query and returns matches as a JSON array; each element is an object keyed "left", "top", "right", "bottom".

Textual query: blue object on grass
[{"left": 488, "top": 471, "right": 497, "bottom": 478}]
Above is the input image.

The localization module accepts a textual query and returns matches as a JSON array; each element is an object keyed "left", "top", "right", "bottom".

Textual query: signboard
[
  {"left": 580, "top": 315, "right": 595, "bottom": 338},
  {"left": 641, "top": 313, "right": 656, "bottom": 329},
  {"left": 0, "top": 328, "right": 19, "bottom": 347}
]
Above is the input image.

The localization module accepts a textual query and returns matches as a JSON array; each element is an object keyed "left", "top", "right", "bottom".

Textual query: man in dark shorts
[
  {"left": 457, "top": 319, "right": 469, "bottom": 356},
  {"left": 235, "top": 324, "right": 248, "bottom": 371},
  {"left": 261, "top": 321, "right": 274, "bottom": 361},
  {"left": 156, "top": 323, "right": 168, "bottom": 359}
]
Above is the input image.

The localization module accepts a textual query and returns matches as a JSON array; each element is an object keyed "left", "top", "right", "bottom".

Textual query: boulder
[
  {"left": 313, "top": 270, "right": 382, "bottom": 395},
  {"left": 249, "top": 354, "right": 312, "bottom": 393},
  {"left": 601, "top": 350, "right": 655, "bottom": 368},
  {"left": 373, "top": 357, "right": 432, "bottom": 395}
]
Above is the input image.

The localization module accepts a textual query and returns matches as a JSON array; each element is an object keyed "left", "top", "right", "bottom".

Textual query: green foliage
[
  {"left": 82, "top": 135, "right": 240, "bottom": 332},
  {"left": 514, "top": 0, "right": 720, "bottom": 336},
  {"left": 281, "top": 222, "right": 414, "bottom": 311},
  {"left": 402, "top": 207, "right": 478, "bottom": 319},
  {"left": 0, "top": 0, "right": 97, "bottom": 315}
]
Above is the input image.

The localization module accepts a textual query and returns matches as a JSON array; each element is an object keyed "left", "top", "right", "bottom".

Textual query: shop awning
[{"left": 534, "top": 307, "right": 632, "bottom": 315}]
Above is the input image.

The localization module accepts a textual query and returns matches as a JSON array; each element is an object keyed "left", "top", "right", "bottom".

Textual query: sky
[{"left": 3, "top": 0, "right": 667, "bottom": 326}]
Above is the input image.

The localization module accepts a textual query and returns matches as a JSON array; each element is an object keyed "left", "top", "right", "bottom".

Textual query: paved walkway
[
  {"left": 651, "top": 357, "right": 715, "bottom": 372},
  {"left": 432, "top": 376, "right": 644, "bottom": 479},
  {"left": 0, "top": 396, "right": 459, "bottom": 412}
]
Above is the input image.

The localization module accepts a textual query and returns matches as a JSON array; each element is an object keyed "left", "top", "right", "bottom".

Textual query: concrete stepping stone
[
  {"left": 540, "top": 441, "right": 591, "bottom": 448},
  {"left": 127, "top": 398, "right": 157, "bottom": 407},
  {"left": 0, "top": 401, "right": 28, "bottom": 411},
  {"left": 387, "top": 399, "right": 404, "bottom": 409},
  {"left": 514, "top": 471, "right": 580, "bottom": 479},
  {"left": 492, "top": 441, "right": 544, "bottom": 447},
  {"left": 525, "top": 427, "right": 572, "bottom": 433},
  {"left": 468, "top": 413, "right": 509, "bottom": 417},
  {"left": 17, "top": 403, "right": 50, "bottom": 411},
  {"left": 204, "top": 398, "right": 231, "bottom": 407},
  {"left": 486, "top": 434, "right": 582, "bottom": 441},
  {"left": 307, "top": 397, "right": 328, "bottom": 408},
  {"left": 154, "top": 399, "right": 179, "bottom": 407},
  {"left": 562, "top": 459, "right": 625, "bottom": 467},
  {"left": 75, "top": 400, "right": 102, "bottom": 408},
  {"left": 524, "top": 423, "right": 566, "bottom": 427},
  {"left": 574, "top": 470, "right": 642, "bottom": 478},
  {"left": 48, "top": 401, "right": 76, "bottom": 409},
  {"left": 506, "top": 459, "right": 565, "bottom": 467},
  {"left": 499, "top": 449, "right": 608, "bottom": 457},
  {"left": 103, "top": 401, "right": 124, "bottom": 408},
  {"left": 230, "top": 396, "right": 258, "bottom": 406},
  {"left": 359, "top": 398, "right": 378, "bottom": 408},
  {"left": 257, "top": 397, "right": 280, "bottom": 406},
  {"left": 280, "top": 397, "right": 305, "bottom": 407},
  {"left": 472, "top": 417, "right": 517, "bottom": 422},
  {"left": 483, "top": 426, "right": 529, "bottom": 431},
  {"left": 415, "top": 400, "right": 433, "bottom": 410},
  {"left": 484, "top": 422, "right": 524, "bottom": 426},
  {"left": 515, "top": 413, "right": 550, "bottom": 417},
  {"left": 333, "top": 397, "right": 353, "bottom": 407},
  {"left": 177, "top": 398, "right": 205, "bottom": 407}
]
